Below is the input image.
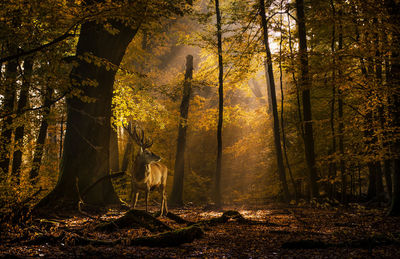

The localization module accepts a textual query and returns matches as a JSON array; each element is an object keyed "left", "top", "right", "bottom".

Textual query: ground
[{"left": 1, "top": 202, "right": 400, "bottom": 258}]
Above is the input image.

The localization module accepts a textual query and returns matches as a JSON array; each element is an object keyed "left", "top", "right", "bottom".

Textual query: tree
[
  {"left": 295, "top": 0, "right": 319, "bottom": 198},
  {"left": 29, "top": 86, "right": 54, "bottom": 182},
  {"left": 385, "top": 0, "right": 400, "bottom": 216},
  {"left": 0, "top": 46, "right": 18, "bottom": 180},
  {"left": 11, "top": 56, "right": 34, "bottom": 183},
  {"left": 259, "top": 0, "right": 290, "bottom": 201},
  {"left": 170, "top": 55, "right": 194, "bottom": 207},
  {"left": 37, "top": 19, "right": 140, "bottom": 208},
  {"left": 36, "top": 0, "right": 188, "bottom": 208},
  {"left": 213, "top": 0, "right": 224, "bottom": 207}
]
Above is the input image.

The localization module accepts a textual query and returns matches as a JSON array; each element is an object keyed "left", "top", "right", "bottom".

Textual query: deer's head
[{"left": 125, "top": 124, "right": 161, "bottom": 164}]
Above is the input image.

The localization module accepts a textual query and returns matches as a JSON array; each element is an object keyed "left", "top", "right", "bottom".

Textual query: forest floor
[{"left": 1, "top": 202, "right": 400, "bottom": 258}]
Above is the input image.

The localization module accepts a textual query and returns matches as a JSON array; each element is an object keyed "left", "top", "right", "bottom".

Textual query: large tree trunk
[
  {"left": 170, "top": 55, "right": 193, "bottom": 207},
  {"left": 385, "top": 0, "right": 400, "bottom": 216},
  {"left": 37, "top": 20, "right": 138, "bottom": 208},
  {"left": 213, "top": 0, "right": 223, "bottom": 207},
  {"left": 0, "top": 48, "right": 18, "bottom": 181},
  {"left": 259, "top": 0, "right": 290, "bottom": 202},
  {"left": 295, "top": 0, "right": 319, "bottom": 198},
  {"left": 29, "top": 86, "right": 54, "bottom": 182},
  {"left": 12, "top": 56, "right": 34, "bottom": 183}
]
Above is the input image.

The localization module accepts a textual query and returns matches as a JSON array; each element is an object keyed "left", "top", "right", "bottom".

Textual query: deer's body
[{"left": 127, "top": 125, "right": 168, "bottom": 215}]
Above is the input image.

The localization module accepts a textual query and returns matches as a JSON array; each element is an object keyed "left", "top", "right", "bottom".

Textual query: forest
[{"left": 1, "top": 0, "right": 400, "bottom": 257}]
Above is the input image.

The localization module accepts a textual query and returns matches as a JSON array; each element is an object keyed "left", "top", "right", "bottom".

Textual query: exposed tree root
[
  {"left": 24, "top": 225, "right": 203, "bottom": 247},
  {"left": 95, "top": 209, "right": 171, "bottom": 233},
  {"left": 130, "top": 225, "right": 203, "bottom": 247},
  {"left": 164, "top": 212, "right": 194, "bottom": 224}
]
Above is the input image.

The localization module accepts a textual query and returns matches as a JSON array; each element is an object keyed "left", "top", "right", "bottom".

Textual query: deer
[{"left": 125, "top": 125, "right": 168, "bottom": 216}]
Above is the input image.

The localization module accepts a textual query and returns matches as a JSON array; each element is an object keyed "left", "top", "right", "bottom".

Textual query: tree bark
[
  {"left": 329, "top": 0, "right": 337, "bottom": 199},
  {"left": 259, "top": 0, "right": 290, "bottom": 202},
  {"left": 12, "top": 56, "right": 34, "bottom": 183},
  {"left": 121, "top": 122, "right": 134, "bottom": 172},
  {"left": 29, "top": 86, "right": 54, "bottom": 181},
  {"left": 385, "top": 0, "right": 400, "bottom": 216},
  {"left": 295, "top": 0, "right": 319, "bottom": 198},
  {"left": 213, "top": 0, "right": 223, "bottom": 207},
  {"left": 337, "top": 7, "right": 346, "bottom": 202},
  {"left": 110, "top": 126, "right": 120, "bottom": 173},
  {"left": 0, "top": 48, "right": 18, "bottom": 181},
  {"left": 36, "top": 20, "right": 138, "bottom": 208},
  {"left": 170, "top": 55, "right": 193, "bottom": 206}
]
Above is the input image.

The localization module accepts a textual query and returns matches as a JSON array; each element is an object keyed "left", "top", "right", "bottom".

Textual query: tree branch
[{"left": 0, "top": 32, "right": 74, "bottom": 64}]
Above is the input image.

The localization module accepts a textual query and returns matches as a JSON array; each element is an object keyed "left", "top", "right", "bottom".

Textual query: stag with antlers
[{"left": 124, "top": 125, "right": 168, "bottom": 216}]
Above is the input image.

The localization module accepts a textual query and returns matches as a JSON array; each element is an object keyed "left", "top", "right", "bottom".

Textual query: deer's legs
[
  {"left": 131, "top": 184, "right": 139, "bottom": 208},
  {"left": 133, "top": 192, "right": 139, "bottom": 208},
  {"left": 160, "top": 186, "right": 168, "bottom": 216},
  {"left": 145, "top": 189, "right": 149, "bottom": 212}
]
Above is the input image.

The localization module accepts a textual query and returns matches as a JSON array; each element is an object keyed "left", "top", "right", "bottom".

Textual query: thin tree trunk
[
  {"left": 0, "top": 49, "right": 18, "bottom": 181},
  {"left": 213, "top": 0, "right": 223, "bottom": 207},
  {"left": 337, "top": 7, "right": 346, "bottom": 202},
  {"left": 295, "top": 0, "right": 319, "bottom": 198},
  {"left": 287, "top": 13, "right": 303, "bottom": 138},
  {"left": 384, "top": 0, "right": 400, "bottom": 216},
  {"left": 29, "top": 86, "right": 54, "bottom": 182},
  {"left": 12, "top": 56, "right": 34, "bottom": 183},
  {"left": 329, "top": 0, "right": 337, "bottom": 199},
  {"left": 170, "top": 55, "right": 193, "bottom": 207},
  {"left": 59, "top": 114, "right": 64, "bottom": 159},
  {"left": 259, "top": 0, "right": 290, "bottom": 202},
  {"left": 110, "top": 127, "right": 120, "bottom": 173},
  {"left": 279, "top": 9, "right": 296, "bottom": 201}
]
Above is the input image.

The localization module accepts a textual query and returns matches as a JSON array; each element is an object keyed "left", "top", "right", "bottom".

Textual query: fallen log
[
  {"left": 95, "top": 209, "right": 171, "bottom": 233},
  {"left": 131, "top": 225, "right": 204, "bottom": 247},
  {"left": 34, "top": 225, "right": 204, "bottom": 247}
]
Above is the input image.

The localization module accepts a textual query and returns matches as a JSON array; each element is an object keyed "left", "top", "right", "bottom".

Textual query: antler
[{"left": 123, "top": 123, "right": 153, "bottom": 149}]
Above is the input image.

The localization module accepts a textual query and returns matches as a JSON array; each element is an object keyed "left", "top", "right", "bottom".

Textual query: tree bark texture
[
  {"left": 170, "top": 55, "right": 193, "bottom": 206},
  {"left": 295, "top": 0, "right": 319, "bottom": 198}
]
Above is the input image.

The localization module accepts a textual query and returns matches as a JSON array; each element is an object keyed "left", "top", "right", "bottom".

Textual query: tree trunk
[
  {"left": 386, "top": 0, "right": 400, "bottom": 216},
  {"left": 0, "top": 49, "right": 18, "bottom": 181},
  {"left": 110, "top": 127, "right": 120, "bottom": 173},
  {"left": 170, "top": 55, "right": 193, "bottom": 207},
  {"left": 12, "top": 56, "right": 34, "bottom": 183},
  {"left": 213, "top": 0, "right": 223, "bottom": 207},
  {"left": 329, "top": 0, "right": 337, "bottom": 199},
  {"left": 259, "top": 0, "right": 290, "bottom": 202},
  {"left": 36, "top": 20, "right": 138, "bottom": 208},
  {"left": 337, "top": 8, "right": 346, "bottom": 202},
  {"left": 121, "top": 122, "right": 134, "bottom": 172},
  {"left": 29, "top": 86, "right": 54, "bottom": 182},
  {"left": 295, "top": 0, "right": 319, "bottom": 198}
]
